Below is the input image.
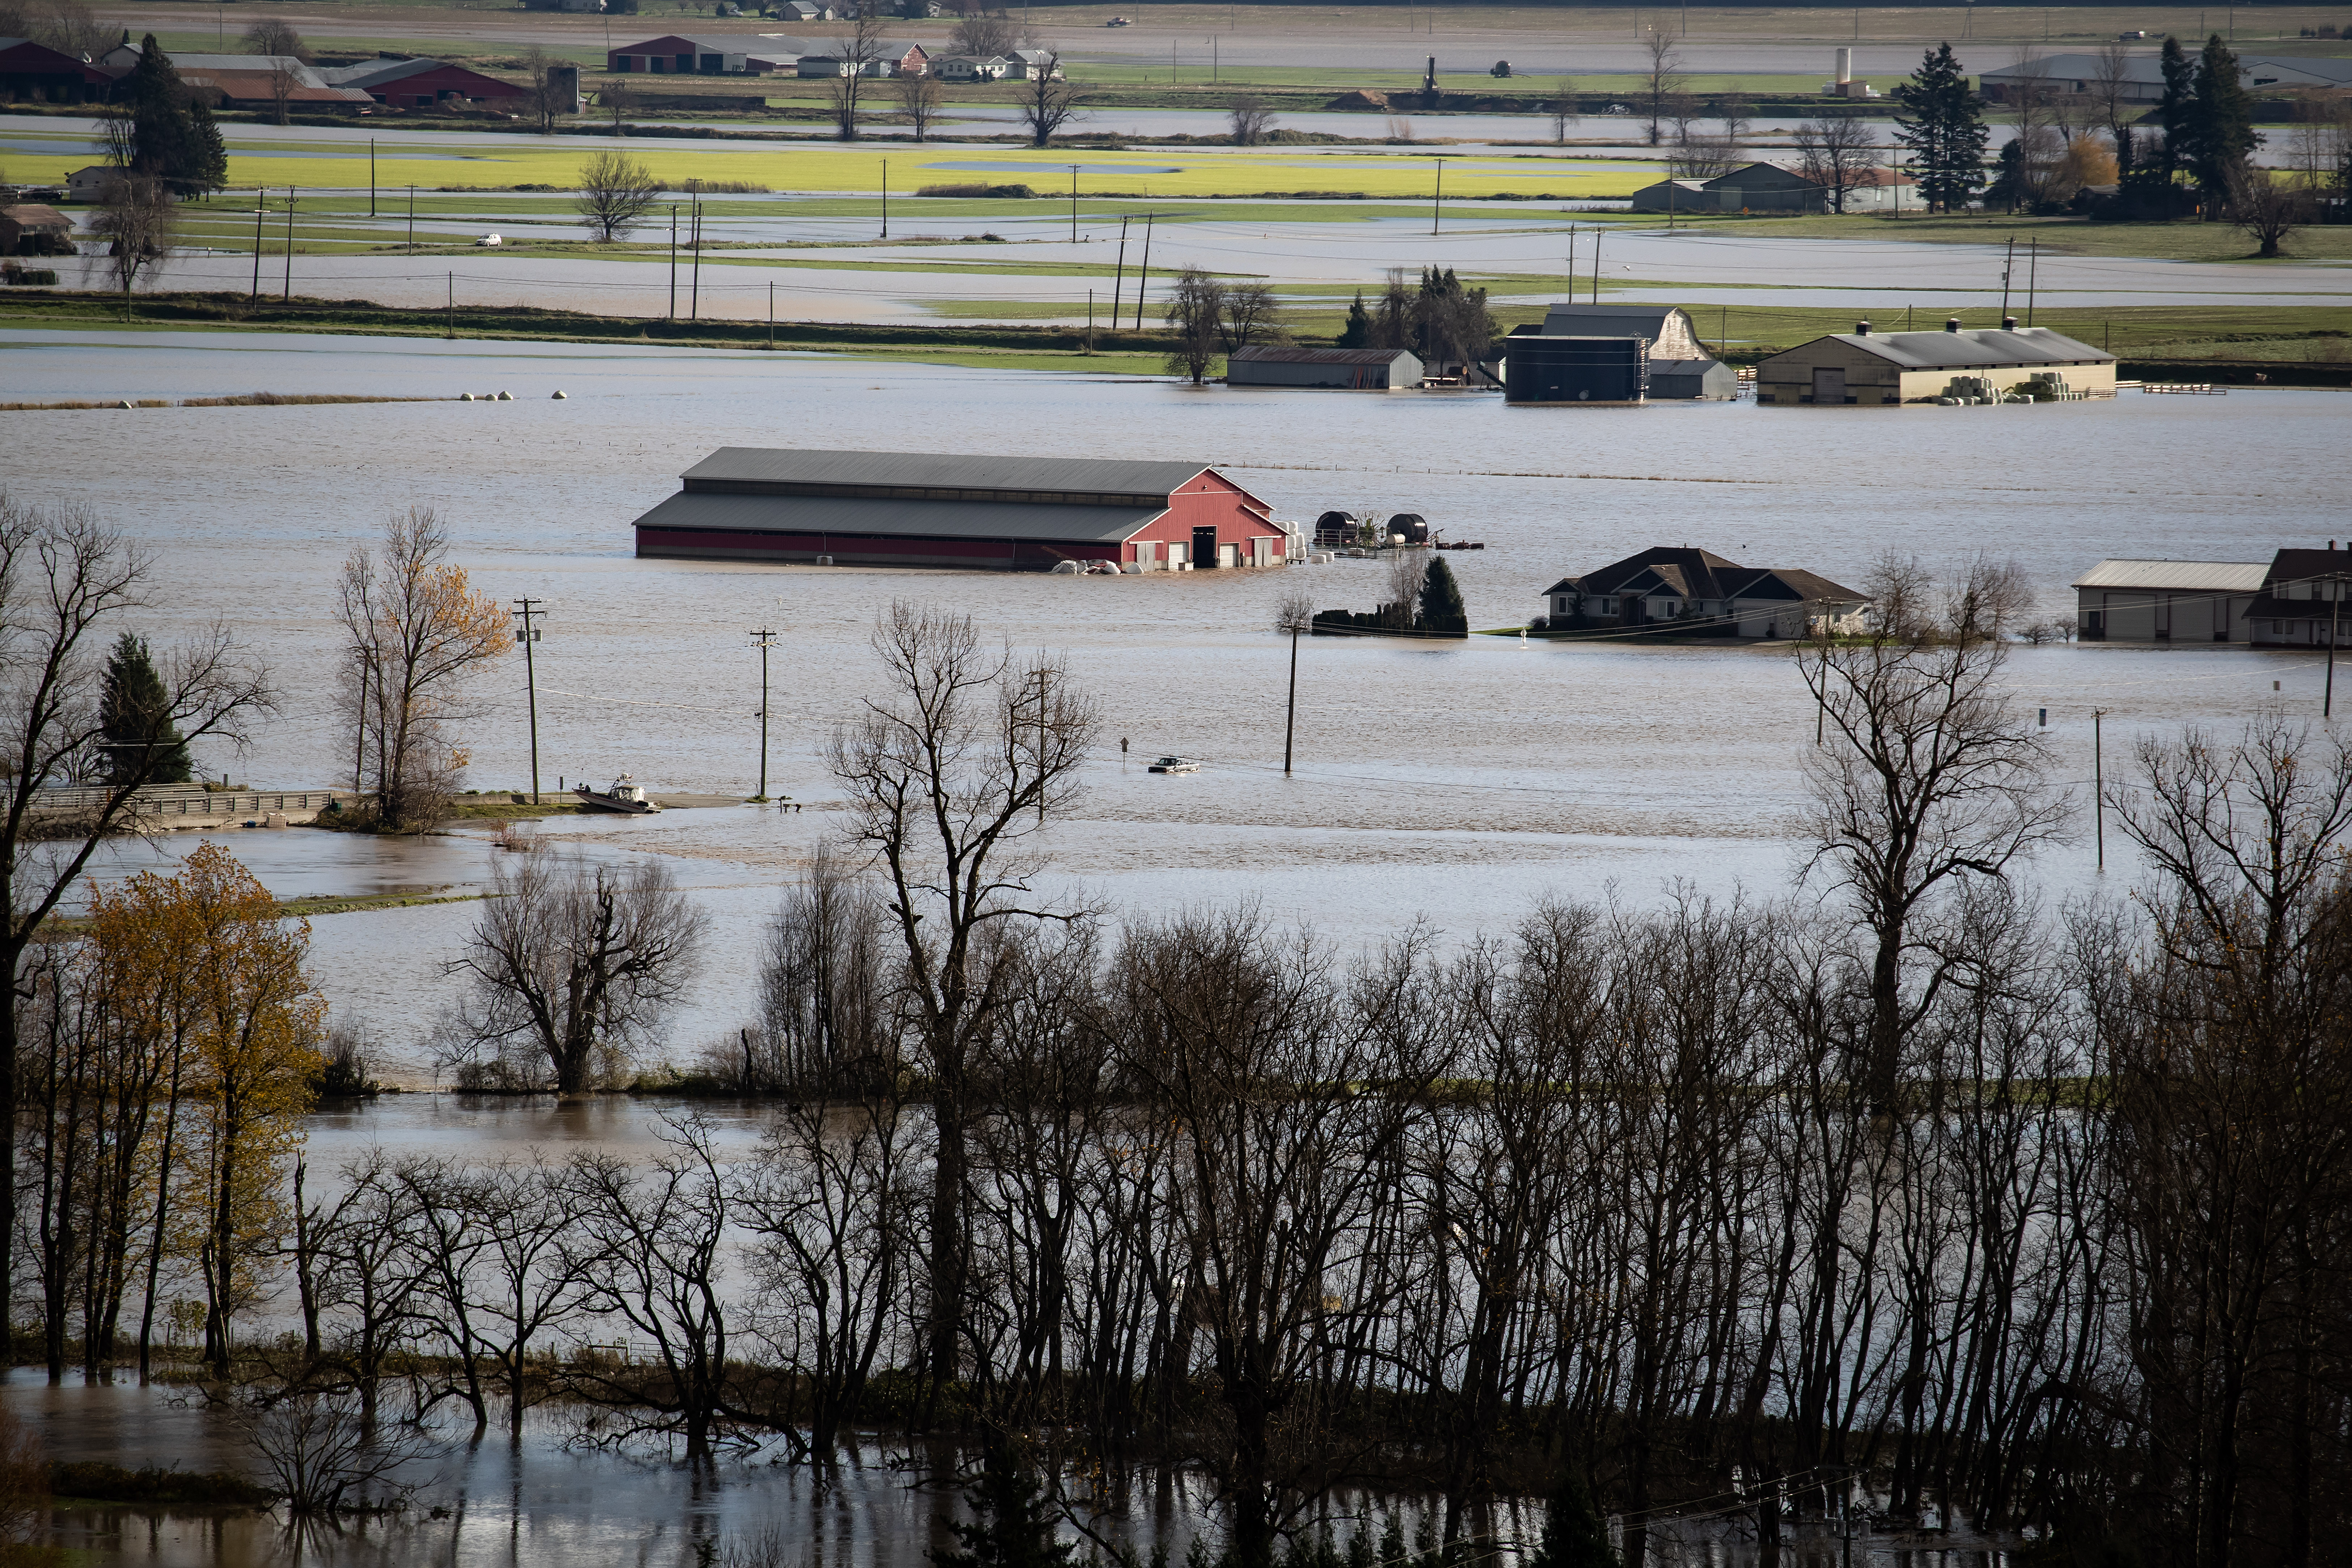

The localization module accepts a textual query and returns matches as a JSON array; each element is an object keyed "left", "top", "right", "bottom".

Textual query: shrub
[{"left": 917, "top": 182, "right": 1037, "bottom": 198}]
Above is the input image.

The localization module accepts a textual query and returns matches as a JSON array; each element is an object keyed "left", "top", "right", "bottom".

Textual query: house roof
[
  {"left": 633, "top": 491, "right": 1171, "bottom": 546},
  {"left": 180, "top": 68, "right": 373, "bottom": 103},
  {"left": 1540, "top": 303, "right": 1693, "bottom": 339},
  {"left": 1230, "top": 346, "right": 1417, "bottom": 365},
  {"left": 2264, "top": 548, "right": 2352, "bottom": 588},
  {"left": 2072, "top": 558, "right": 2271, "bottom": 592},
  {"left": 1544, "top": 547, "right": 1865, "bottom": 605},
  {"left": 681, "top": 447, "right": 1235, "bottom": 504},
  {"left": 1704, "top": 162, "right": 1813, "bottom": 189},
  {"left": 1800, "top": 325, "right": 2114, "bottom": 369},
  {"left": 153, "top": 51, "right": 327, "bottom": 83},
  {"left": 0, "top": 203, "right": 70, "bottom": 232},
  {"left": 1975, "top": 50, "right": 2350, "bottom": 88},
  {"left": 324, "top": 56, "right": 523, "bottom": 91}
]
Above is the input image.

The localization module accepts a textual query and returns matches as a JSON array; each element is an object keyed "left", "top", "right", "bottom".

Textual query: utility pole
[
  {"left": 1431, "top": 157, "right": 1442, "bottom": 234},
  {"left": 668, "top": 205, "right": 678, "bottom": 319},
  {"left": 2093, "top": 708, "right": 2107, "bottom": 870},
  {"left": 407, "top": 184, "right": 415, "bottom": 253},
  {"left": 1283, "top": 617, "right": 1300, "bottom": 774},
  {"left": 369, "top": 138, "right": 376, "bottom": 217},
  {"left": 512, "top": 598, "right": 545, "bottom": 804},
  {"left": 2026, "top": 236, "right": 2038, "bottom": 324},
  {"left": 282, "top": 189, "right": 297, "bottom": 301},
  {"left": 768, "top": 280, "right": 774, "bottom": 350},
  {"left": 2328, "top": 574, "right": 2344, "bottom": 720},
  {"left": 1111, "top": 214, "right": 1129, "bottom": 325},
  {"left": 749, "top": 628, "right": 777, "bottom": 800},
  {"left": 250, "top": 196, "right": 264, "bottom": 306},
  {"left": 1133, "top": 213, "right": 1154, "bottom": 330},
  {"left": 1591, "top": 229, "right": 1602, "bottom": 303},
  {"left": 881, "top": 159, "right": 889, "bottom": 240},
  {"left": 690, "top": 189, "right": 702, "bottom": 321},
  {"left": 447, "top": 272, "right": 454, "bottom": 338},
  {"left": 1070, "top": 165, "right": 1080, "bottom": 242},
  {"left": 2000, "top": 236, "right": 2014, "bottom": 319}
]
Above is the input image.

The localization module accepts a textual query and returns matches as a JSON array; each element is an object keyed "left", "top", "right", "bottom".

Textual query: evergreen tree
[
  {"left": 2184, "top": 34, "right": 2257, "bottom": 210},
  {"left": 1418, "top": 558, "right": 1468, "bottom": 636},
  {"left": 122, "top": 37, "right": 227, "bottom": 195},
  {"left": 1527, "top": 1469, "right": 1618, "bottom": 1568},
  {"left": 1890, "top": 43, "right": 1989, "bottom": 212},
  {"left": 2156, "top": 34, "right": 2195, "bottom": 179},
  {"left": 1337, "top": 289, "right": 1374, "bottom": 348},
  {"left": 1986, "top": 139, "right": 2029, "bottom": 212},
  {"left": 100, "top": 633, "right": 191, "bottom": 784},
  {"left": 932, "top": 1441, "right": 1074, "bottom": 1568}
]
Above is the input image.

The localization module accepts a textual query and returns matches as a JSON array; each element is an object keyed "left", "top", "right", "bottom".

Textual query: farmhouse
[
  {"left": 1755, "top": 318, "right": 2115, "bottom": 405},
  {"left": 2246, "top": 544, "right": 2352, "bottom": 649},
  {"left": 632, "top": 448, "right": 1293, "bottom": 572},
  {"left": 1542, "top": 546, "right": 1870, "bottom": 638},
  {"left": 1227, "top": 346, "right": 1421, "bottom": 390},
  {"left": 2072, "top": 558, "right": 2268, "bottom": 644}
]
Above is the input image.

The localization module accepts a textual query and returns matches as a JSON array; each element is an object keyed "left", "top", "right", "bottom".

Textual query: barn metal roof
[
  {"left": 682, "top": 446, "right": 1213, "bottom": 501},
  {"left": 2071, "top": 559, "right": 2270, "bottom": 592},
  {"left": 1229, "top": 346, "right": 1417, "bottom": 365},
  {"left": 1831, "top": 325, "right": 2114, "bottom": 368},
  {"left": 632, "top": 491, "right": 1169, "bottom": 546}
]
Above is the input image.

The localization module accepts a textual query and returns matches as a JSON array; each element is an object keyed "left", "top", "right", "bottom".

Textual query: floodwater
[{"left": 0, "top": 326, "right": 2334, "bottom": 1077}]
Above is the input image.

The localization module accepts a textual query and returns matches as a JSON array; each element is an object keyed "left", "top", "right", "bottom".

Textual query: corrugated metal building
[
  {"left": 1227, "top": 346, "right": 1421, "bottom": 390},
  {"left": 1506, "top": 304, "right": 1735, "bottom": 403},
  {"left": 631, "top": 447, "right": 1291, "bottom": 571},
  {"left": 2073, "top": 559, "right": 2268, "bottom": 644},
  {"left": 1506, "top": 337, "right": 1649, "bottom": 403},
  {"left": 1757, "top": 319, "right": 2116, "bottom": 405}
]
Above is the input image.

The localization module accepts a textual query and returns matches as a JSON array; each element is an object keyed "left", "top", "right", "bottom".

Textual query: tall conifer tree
[
  {"left": 1891, "top": 43, "right": 1989, "bottom": 211},
  {"left": 101, "top": 633, "right": 191, "bottom": 783},
  {"left": 122, "top": 37, "right": 227, "bottom": 195}
]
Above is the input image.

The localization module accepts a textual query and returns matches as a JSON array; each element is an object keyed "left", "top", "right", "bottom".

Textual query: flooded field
[{"left": 0, "top": 326, "right": 2331, "bottom": 1075}]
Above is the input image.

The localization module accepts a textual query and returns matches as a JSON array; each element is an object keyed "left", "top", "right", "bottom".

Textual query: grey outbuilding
[
  {"left": 1227, "top": 346, "right": 1421, "bottom": 390},
  {"left": 1757, "top": 318, "right": 2116, "bottom": 405},
  {"left": 2073, "top": 558, "right": 2268, "bottom": 644}
]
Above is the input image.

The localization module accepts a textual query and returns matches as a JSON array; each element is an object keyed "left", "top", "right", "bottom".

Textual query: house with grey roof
[
  {"left": 1756, "top": 317, "right": 2115, "bottom": 405},
  {"left": 1542, "top": 546, "right": 1870, "bottom": 638},
  {"left": 2245, "top": 544, "right": 2352, "bottom": 649},
  {"left": 2073, "top": 558, "right": 2269, "bottom": 643},
  {"left": 632, "top": 447, "right": 1294, "bottom": 571}
]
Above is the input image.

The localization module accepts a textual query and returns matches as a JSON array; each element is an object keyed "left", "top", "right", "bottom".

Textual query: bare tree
[
  {"left": 1671, "top": 123, "right": 1737, "bottom": 180},
  {"left": 1719, "top": 88, "right": 1752, "bottom": 157},
  {"left": 2228, "top": 163, "right": 2312, "bottom": 257},
  {"left": 1217, "top": 278, "right": 1287, "bottom": 355},
  {"left": 1163, "top": 264, "right": 1226, "bottom": 383},
  {"left": 1018, "top": 49, "right": 1080, "bottom": 147},
  {"left": 1638, "top": 25, "right": 1685, "bottom": 147},
  {"left": 1549, "top": 81, "right": 1575, "bottom": 144},
  {"left": 445, "top": 846, "right": 709, "bottom": 1094},
  {"left": 236, "top": 1387, "right": 433, "bottom": 1516},
  {"left": 948, "top": 5, "right": 1018, "bottom": 59},
  {"left": 265, "top": 59, "right": 297, "bottom": 127},
  {"left": 524, "top": 46, "right": 574, "bottom": 134},
  {"left": 2090, "top": 42, "right": 2138, "bottom": 169},
  {"left": 574, "top": 151, "right": 661, "bottom": 242},
  {"left": 1229, "top": 94, "right": 1276, "bottom": 145},
  {"left": 87, "top": 173, "right": 177, "bottom": 318},
  {"left": 25, "top": 0, "right": 111, "bottom": 58},
  {"left": 743, "top": 842, "right": 894, "bottom": 1091},
  {"left": 1797, "top": 554, "right": 2064, "bottom": 1107},
  {"left": 894, "top": 64, "right": 943, "bottom": 141},
  {"left": 240, "top": 17, "right": 309, "bottom": 60},
  {"left": 0, "top": 496, "right": 272, "bottom": 1335},
  {"left": 1794, "top": 115, "right": 1882, "bottom": 212},
  {"left": 335, "top": 507, "right": 505, "bottom": 831},
  {"left": 825, "top": 13, "right": 894, "bottom": 140},
  {"left": 598, "top": 80, "right": 635, "bottom": 135},
  {"left": 826, "top": 601, "right": 1095, "bottom": 1391}
]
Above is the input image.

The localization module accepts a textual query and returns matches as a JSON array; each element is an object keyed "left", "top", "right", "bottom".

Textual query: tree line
[{"left": 5, "top": 504, "right": 2348, "bottom": 1568}]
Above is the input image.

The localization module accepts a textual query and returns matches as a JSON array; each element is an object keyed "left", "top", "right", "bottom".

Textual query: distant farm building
[
  {"left": 0, "top": 37, "right": 115, "bottom": 103},
  {"left": 322, "top": 57, "right": 532, "bottom": 108},
  {"left": 1505, "top": 304, "right": 1735, "bottom": 403},
  {"left": 606, "top": 34, "right": 819, "bottom": 73},
  {"left": 1227, "top": 346, "right": 1421, "bottom": 390},
  {"left": 2247, "top": 545, "right": 2352, "bottom": 648},
  {"left": 2073, "top": 559, "right": 2268, "bottom": 644},
  {"left": 1543, "top": 546, "right": 1870, "bottom": 638},
  {"left": 632, "top": 447, "right": 1293, "bottom": 572},
  {"left": 0, "top": 202, "right": 72, "bottom": 255},
  {"left": 1755, "top": 319, "right": 2116, "bottom": 405}
]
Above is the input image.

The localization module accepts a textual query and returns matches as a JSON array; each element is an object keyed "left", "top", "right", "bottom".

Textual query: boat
[
  {"left": 1147, "top": 756, "right": 1200, "bottom": 774},
  {"left": 574, "top": 775, "right": 663, "bottom": 814}
]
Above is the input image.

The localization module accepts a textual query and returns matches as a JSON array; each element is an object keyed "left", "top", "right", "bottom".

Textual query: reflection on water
[{"left": 12, "top": 1370, "right": 2013, "bottom": 1568}]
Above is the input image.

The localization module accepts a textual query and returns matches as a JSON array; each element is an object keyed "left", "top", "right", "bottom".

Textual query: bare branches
[
  {"left": 1018, "top": 50, "right": 1080, "bottom": 147},
  {"left": 574, "top": 151, "right": 660, "bottom": 242},
  {"left": 1229, "top": 95, "right": 1276, "bottom": 146}
]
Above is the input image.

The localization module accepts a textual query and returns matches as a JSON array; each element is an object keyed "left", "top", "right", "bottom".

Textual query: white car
[{"left": 1147, "top": 755, "right": 1200, "bottom": 774}]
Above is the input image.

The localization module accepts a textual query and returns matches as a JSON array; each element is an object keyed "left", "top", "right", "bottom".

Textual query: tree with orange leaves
[
  {"left": 91, "top": 842, "right": 325, "bottom": 1378},
  {"left": 336, "top": 507, "right": 507, "bottom": 832}
]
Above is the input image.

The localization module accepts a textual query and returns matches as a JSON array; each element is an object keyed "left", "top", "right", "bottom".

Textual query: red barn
[
  {"left": 0, "top": 37, "right": 116, "bottom": 103},
  {"left": 633, "top": 447, "right": 1292, "bottom": 571},
  {"left": 322, "top": 56, "right": 529, "bottom": 108}
]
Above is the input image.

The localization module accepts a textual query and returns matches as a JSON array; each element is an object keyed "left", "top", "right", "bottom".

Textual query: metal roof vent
[
  {"left": 1856, "top": 320, "right": 1870, "bottom": 335},
  {"left": 1945, "top": 317, "right": 1961, "bottom": 332},
  {"left": 2002, "top": 315, "right": 2018, "bottom": 330}
]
